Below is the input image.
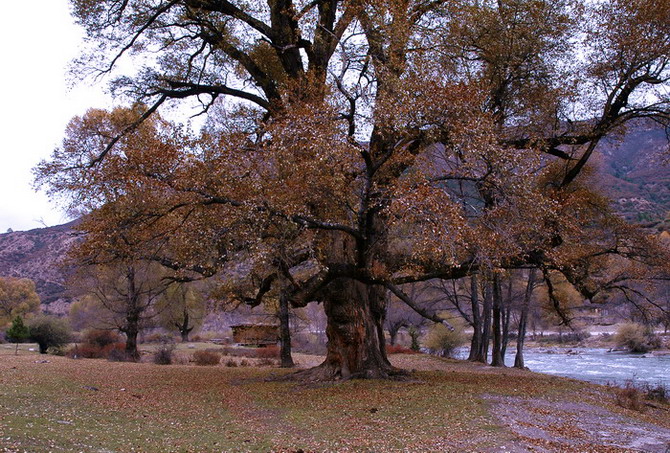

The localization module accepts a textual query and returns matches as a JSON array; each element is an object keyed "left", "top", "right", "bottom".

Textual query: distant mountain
[
  {"left": 0, "top": 221, "right": 79, "bottom": 314},
  {"left": 596, "top": 120, "right": 670, "bottom": 228}
]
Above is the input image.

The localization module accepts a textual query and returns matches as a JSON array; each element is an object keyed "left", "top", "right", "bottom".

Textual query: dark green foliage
[
  {"left": 6, "top": 316, "right": 29, "bottom": 343},
  {"left": 27, "top": 315, "right": 71, "bottom": 354}
]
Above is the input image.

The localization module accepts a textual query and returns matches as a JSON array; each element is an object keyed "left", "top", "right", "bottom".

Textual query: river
[{"left": 455, "top": 348, "right": 670, "bottom": 387}]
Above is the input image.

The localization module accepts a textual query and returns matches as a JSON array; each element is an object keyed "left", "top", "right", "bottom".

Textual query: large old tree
[{"left": 37, "top": 0, "right": 669, "bottom": 379}]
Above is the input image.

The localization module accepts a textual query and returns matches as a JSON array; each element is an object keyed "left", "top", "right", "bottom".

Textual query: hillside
[
  {"left": 0, "top": 220, "right": 79, "bottom": 314},
  {"left": 597, "top": 120, "right": 670, "bottom": 228}
]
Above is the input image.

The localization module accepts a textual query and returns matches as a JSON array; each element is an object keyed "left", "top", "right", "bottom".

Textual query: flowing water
[{"left": 455, "top": 348, "right": 670, "bottom": 387}]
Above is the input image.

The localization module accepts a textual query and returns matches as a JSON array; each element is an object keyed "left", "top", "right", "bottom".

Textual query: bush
[
  {"left": 424, "top": 322, "right": 466, "bottom": 358},
  {"left": 27, "top": 315, "right": 72, "bottom": 354},
  {"left": 616, "top": 382, "right": 645, "bottom": 412},
  {"left": 193, "top": 350, "right": 221, "bottom": 366},
  {"left": 408, "top": 326, "right": 421, "bottom": 351},
  {"left": 385, "top": 344, "right": 418, "bottom": 354},
  {"left": 153, "top": 341, "right": 176, "bottom": 365},
  {"left": 68, "top": 343, "right": 102, "bottom": 358},
  {"left": 535, "top": 330, "right": 591, "bottom": 345},
  {"left": 644, "top": 383, "right": 668, "bottom": 404},
  {"left": 614, "top": 323, "right": 659, "bottom": 353},
  {"left": 257, "top": 358, "right": 277, "bottom": 367},
  {"left": 107, "top": 345, "right": 132, "bottom": 362},
  {"left": 255, "top": 345, "right": 280, "bottom": 359},
  {"left": 83, "top": 329, "right": 120, "bottom": 348}
]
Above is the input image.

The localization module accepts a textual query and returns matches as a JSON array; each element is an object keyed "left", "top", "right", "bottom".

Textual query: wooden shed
[{"left": 231, "top": 324, "right": 279, "bottom": 346}]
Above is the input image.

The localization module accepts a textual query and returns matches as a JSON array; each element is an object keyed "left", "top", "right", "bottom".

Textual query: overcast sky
[{"left": 0, "top": 0, "right": 112, "bottom": 232}]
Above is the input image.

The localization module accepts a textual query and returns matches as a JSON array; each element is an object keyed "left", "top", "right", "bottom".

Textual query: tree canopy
[
  {"left": 36, "top": 0, "right": 670, "bottom": 379},
  {"left": 0, "top": 277, "right": 41, "bottom": 329}
]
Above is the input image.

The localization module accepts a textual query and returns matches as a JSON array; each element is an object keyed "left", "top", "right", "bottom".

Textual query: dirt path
[{"left": 485, "top": 395, "right": 670, "bottom": 452}]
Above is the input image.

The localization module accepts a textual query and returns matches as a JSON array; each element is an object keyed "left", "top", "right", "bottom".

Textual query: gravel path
[{"left": 485, "top": 395, "right": 670, "bottom": 452}]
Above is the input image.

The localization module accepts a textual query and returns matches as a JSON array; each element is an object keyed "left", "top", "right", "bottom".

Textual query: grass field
[{"left": 1, "top": 344, "right": 669, "bottom": 452}]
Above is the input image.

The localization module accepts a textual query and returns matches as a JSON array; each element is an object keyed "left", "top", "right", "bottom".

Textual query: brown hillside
[{"left": 0, "top": 221, "right": 79, "bottom": 314}]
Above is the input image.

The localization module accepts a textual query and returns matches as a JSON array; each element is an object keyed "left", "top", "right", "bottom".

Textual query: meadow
[{"left": 1, "top": 344, "right": 669, "bottom": 452}]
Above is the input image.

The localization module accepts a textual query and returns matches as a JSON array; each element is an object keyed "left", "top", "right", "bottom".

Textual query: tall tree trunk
[
  {"left": 124, "top": 266, "right": 141, "bottom": 361},
  {"left": 278, "top": 292, "right": 295, "bottom": 368},
  {"left": 500, "top": 278, "right": 512, "bottom": 359},
  {"left": 177, "top": 309, "right": 194, "bottom": 342},
  {"left": 124, "top": 309, "right": 140, "bottom": 361},
  {"left": 491, "top": 276, "right": 504, "bottom": 367},
  {"left": 295, "top": 279, "right": 402, "bottom": 380},
  {"left": 388, "top": 324, "right": 401, "bottom": 346},
  {"left": 515, "top": 269, "right": 537, "bottom": 369},
  {"left": 468, "top": 275, "right": 483, "bottom": 362},
  {"left": 478, "top": 280, "right": 493, "bottom": 363}
]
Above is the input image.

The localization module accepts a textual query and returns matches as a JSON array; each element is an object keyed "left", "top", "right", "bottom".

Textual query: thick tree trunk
[
  {"left": 278, "top": 293, "right": 295, "bottom": 368},
  {"left": 37, "top": 341, "right": 48, "bottom": 354},
  {"left": 468, "top": 275, "right": 483, "bottom": 362},
  {"left": 124, "top": 308, "right": 140, "bottom": 361},
  {"left": 294, "top": 279, "right": 403, "bottom": 380},
  {"left": 515, "top": 269, "right": 536, "bottom": 369},
  {"left": 491, "top": 276, "right": 504, "bottom": 367},
  {"left": 177, "top": 310, "right": 194, "bottom": 342}
]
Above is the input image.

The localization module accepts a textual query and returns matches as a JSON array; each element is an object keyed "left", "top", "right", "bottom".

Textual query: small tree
[
  {"left": 27, "top": 315, "right": 71, "bottom": 354},
  {"left": 0, "top": 277, "right": 40, "bottom": 329},
  {"left": 6, "top": 316, "right": 30, "bottom": 355},
  {"left": 424, "top": 321, "right": 467, "bottom": 358}
]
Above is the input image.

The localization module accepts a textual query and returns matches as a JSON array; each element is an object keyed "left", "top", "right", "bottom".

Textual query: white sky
[{"left": 0, "top": 0, "right": 112, "bottom": 232}]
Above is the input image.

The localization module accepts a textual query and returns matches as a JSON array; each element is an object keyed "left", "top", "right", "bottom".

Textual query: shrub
[
  {"left": 616, "top": 382, "right": 645, "bottom": 412},
  {"left": 47, "top": 345, "right": 67, "bottom": 356},
  {"left": 257, "top": 358, "right": 277, "bottom": 367},
  {"left": 644, "top": 383, "right": 668, "bottom": 404},
  {"left": 83, "top": 329, "right": 120, "bottom": 348},
  {"left": 27, "top": 315, "right": 72, "bottom": 354},
  {"left": 614, "top": 323, "right": 659, "bottom": 353},
  {"left": 193, "top": 350, "right": 221, "bottom": 366},
  {"left": 407, "top": 326, "right": 422, "bottom": 351},
  {"left": 107, "top": 345, "right": 132, "bottom": 362},
  {"left": 218, "top": 345, "right": 282, "bottom": 358},
  {"left": 536, "top": 330, "right": 591, "bottom": 344},
  {"left": 255, "top": 345, "right": 280, "bottom": 359},
  {"left": 424, "top": 322, "right": 466, "bottom": 358},
  {"left": 385, "top": 344, "right": 418, "bottom": 355},
  {"left": 68, "top": 343, "right": 103, "bottom": 359},
  {"left": 153, "top": 342, "right": 176, "bottom": 365}
]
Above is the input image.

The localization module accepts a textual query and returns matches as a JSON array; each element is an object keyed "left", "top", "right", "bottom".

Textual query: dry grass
[{"left": 1, "top": 346, "right": 668, "bottom": 452}]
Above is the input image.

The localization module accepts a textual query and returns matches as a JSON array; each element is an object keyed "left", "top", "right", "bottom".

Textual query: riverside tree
[{"left": 37, "top": 0, "right": 670, "bottom": 379}]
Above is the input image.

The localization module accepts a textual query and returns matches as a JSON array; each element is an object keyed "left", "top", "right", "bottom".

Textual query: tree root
[{"left": 270, "top": 360, "right": 413, "bottom": 383}]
